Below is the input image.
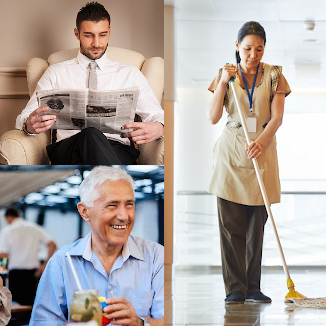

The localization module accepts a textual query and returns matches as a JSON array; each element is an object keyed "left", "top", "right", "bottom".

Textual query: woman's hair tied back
[{"left": 236, "top": 21, "right": 266, "bottom": 63}]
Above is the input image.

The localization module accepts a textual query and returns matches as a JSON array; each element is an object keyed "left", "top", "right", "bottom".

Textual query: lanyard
[{"left": 239, "top": 63, "right": 260, "bottom": 113}]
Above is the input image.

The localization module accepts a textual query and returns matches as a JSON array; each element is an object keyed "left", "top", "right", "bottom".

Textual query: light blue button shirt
[{"left": 29, "top": 233, "right": 164, "bottom": 325}]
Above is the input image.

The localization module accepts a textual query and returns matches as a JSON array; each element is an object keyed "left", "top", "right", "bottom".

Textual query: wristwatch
[
  {"left": 139, "top": 317, "right": 150, "bottom": 326},
  {"left": 22, "top": 118, "right": 36, "bottom": 136}
]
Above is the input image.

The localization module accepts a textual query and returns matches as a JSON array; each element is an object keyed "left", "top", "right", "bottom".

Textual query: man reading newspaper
[
  {"left": 16, "top": 2, "right": 164, "bottom": 165},
  {"left": 36, "top": 87, "right": 140, "bottom": 134}
]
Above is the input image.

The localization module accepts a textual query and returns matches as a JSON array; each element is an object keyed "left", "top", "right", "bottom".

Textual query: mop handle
[{"left": 229, "top": 76, "right": 291, "bottom": 281}]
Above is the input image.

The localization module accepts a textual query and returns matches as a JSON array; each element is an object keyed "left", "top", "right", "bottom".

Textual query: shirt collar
[
  {"left": 67, "top": 232, "right": 90, "bottom": 257},
  {"left": 67, "top": 232, "right": 144, "bottom": 262},
  {"left": 76, "top": 49, "right": 108, "bottom": 72},
  {"left": 127, "top": 236, "right": 145, "bottom": 261}
]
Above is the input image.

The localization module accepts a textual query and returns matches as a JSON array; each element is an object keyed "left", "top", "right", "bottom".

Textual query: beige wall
[
  {"left": 0, "top": 0, "right": 163, "bottom": 66},
  {"left": 0, "top": 0, "right": 163, "bottom": 137},
  {"left": 0, "top": 69, "right": 29, "bottom": 134}
]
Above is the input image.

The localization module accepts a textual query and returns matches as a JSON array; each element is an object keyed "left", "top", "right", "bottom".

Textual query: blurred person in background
[{"left": 0, "top": 207, "right": 57, "bottom": 305}]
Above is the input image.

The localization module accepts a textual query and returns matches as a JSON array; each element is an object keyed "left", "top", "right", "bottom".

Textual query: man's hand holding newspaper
[{"left": 121, "top": 122, "right": 164, "bottom": 144}]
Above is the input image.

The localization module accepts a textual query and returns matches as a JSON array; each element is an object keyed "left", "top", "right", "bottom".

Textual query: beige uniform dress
[
  {"left": 208, "top": 63, "right": 290, "bottom": 205},
  {"left": 207, "top": 63, "right": 291, "bottom": 297}
]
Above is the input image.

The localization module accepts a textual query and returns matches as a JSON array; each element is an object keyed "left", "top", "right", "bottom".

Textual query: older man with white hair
[{"left": 29, "top": 166, "right": 164, "bottom": 326}]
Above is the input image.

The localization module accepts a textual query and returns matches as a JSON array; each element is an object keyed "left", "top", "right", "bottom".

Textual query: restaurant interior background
[{"left": 0, "top": 165, "right": 164, "bottom": 254}]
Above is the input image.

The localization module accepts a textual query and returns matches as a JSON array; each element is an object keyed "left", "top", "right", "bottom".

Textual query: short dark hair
[
  {"left": 5, "top": 206, "right": 20, "bottom": 218},
  {"left": 236, "top": 21, "right": 266, "bottom": 63},
  {"left": 76, "top": 2, "right": 111, "bottom": 31}
]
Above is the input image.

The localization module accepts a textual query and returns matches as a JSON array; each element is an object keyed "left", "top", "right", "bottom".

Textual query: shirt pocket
[{"left": 232, "top": 134, "right": 265, "bottom": 169}]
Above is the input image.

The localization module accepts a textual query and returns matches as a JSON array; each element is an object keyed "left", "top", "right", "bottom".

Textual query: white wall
[{"left": 176, "top": 87, "right": 227, "bottom": 191}]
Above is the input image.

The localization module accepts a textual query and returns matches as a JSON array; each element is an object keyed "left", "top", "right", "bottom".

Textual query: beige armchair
[{"left": 0, "top": 47, "right": 164, "bottom": 165}]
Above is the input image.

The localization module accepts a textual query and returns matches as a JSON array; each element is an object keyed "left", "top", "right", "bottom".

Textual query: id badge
[{"left": 247, "top": 115, "right": 257, "bottom": 133}]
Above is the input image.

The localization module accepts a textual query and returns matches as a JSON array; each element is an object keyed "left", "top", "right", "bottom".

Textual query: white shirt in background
[
  {"left": 0, "top": 218, "right": 52, "bottom": 270},
  {"left": 16, "top": 50, "right": 164, "bottom": 145}
]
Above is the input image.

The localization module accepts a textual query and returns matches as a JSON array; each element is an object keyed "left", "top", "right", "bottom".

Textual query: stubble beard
[{"left": 80, "top": 42, "right": 108, "bottom": 60}]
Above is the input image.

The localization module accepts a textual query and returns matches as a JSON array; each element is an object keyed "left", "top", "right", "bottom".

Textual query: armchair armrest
[
  {"left": 141, "top": 57, "right": 164, "bottom": 103},
  {"left": 0, "top": 130, "right": 51, "bottom": 165},
  {"left": 138, "top": 138, "right": 164, "bottom": 165}
]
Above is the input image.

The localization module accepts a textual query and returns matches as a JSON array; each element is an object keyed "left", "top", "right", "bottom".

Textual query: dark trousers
[
  {"left": 217, "top": 197, "right": 268, "bottom": 296},
  {"left": 9, "top": 269, "right": 38, "bottom": 305},
  {"left": 46, "top": 127, "right": 140, "bottom": 165}
]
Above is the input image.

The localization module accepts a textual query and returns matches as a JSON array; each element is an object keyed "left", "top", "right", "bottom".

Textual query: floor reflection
[
  {"left": 224, "top": 303, "right": 268, "bottom": 325},
  {"left": 165, "top": 267, "right": 326, "bottom": 326}
]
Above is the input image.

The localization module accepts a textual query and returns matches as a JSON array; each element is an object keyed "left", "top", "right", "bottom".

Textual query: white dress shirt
[
  {"left": 0, "top": 218, "right": 53, "bottom": 270},
  {"left": 16, "top": 50, "right": 164, "bottom": 145}
]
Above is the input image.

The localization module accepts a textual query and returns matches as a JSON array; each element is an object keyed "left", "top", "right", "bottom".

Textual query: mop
[{"left": 229, "top": 73, "right": 326, "bottom": 309}]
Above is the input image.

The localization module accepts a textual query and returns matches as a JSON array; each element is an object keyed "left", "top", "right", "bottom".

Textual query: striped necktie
[{"left": 88, "top": 60, "right": 97, "bottom": 89}]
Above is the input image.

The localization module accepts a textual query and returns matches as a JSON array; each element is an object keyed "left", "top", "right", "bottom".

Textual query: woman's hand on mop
[
  {"left": 221, "top": 64, "right": 237, "bottom": 85},
  {"left": 246, "top": 141, "right": 262, "bottom": 159}
]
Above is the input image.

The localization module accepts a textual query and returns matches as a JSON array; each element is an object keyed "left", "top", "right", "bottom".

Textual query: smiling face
[
  {"left": 74, "top": 19, "right": 111, "bottom": 60},
  {"left": 236, "top": 34, "right": 265, "bottom": 72},
  {"left": 78, "top": 179, "right": 135, "bottom": 249}
]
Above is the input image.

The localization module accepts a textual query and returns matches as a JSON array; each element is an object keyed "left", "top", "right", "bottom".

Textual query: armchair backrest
[{"left": 26, "top": 47, "right": 164, "bottom": 103}]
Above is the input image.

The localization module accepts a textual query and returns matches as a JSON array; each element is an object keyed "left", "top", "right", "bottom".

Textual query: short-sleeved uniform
[{"left": 208, "top": 63, "right": 291, "bottom": 205}]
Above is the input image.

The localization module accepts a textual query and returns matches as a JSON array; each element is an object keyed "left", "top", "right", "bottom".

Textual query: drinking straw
[{"left": 66, "top": 251, "right": 83, "bottom": 292}]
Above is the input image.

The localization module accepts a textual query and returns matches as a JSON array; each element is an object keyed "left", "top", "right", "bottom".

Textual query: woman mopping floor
[
  {"left": 207, "top": 21, "right": 326, "bottom": 309},
  {"left": 207, "top": 21, "right": 291, "bottom": 305}
]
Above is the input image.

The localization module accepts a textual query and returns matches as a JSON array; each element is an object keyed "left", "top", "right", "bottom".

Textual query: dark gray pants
[
  {"left": 46, "top": 127, "right": 140, "bottom": 165},
  {"left": 217, "top": 197, "right": 268, "bottom": 296}
]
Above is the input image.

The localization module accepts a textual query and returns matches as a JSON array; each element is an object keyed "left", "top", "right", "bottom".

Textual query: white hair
[{"left": 79, "top": 166, "right": 134, "bottom": 207}]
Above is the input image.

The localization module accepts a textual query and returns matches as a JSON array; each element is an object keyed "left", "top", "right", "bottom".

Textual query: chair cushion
[{"left": 0, "top": 130, "right": 50, "bottom": 165}]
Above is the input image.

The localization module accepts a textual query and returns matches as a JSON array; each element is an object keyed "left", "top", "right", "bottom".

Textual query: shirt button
[{"left": 110, "top": 291, "right": 114, "bottom": 295}]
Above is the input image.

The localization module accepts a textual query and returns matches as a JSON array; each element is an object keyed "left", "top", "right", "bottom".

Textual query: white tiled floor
[{"left": 165, "top": 267, "right": 326, "bottom": 325}]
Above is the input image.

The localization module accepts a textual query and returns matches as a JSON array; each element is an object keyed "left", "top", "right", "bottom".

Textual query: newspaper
[{"left": 36, "top": 87, "right": 139, "bottom": 134}]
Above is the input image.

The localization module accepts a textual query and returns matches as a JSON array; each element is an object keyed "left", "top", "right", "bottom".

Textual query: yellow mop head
[
  {"left": 285, "top": 279, "right": 326, "bottom": 309},
  {"left": 285, "top": 278, "right": 306, "bottom": 299}
]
